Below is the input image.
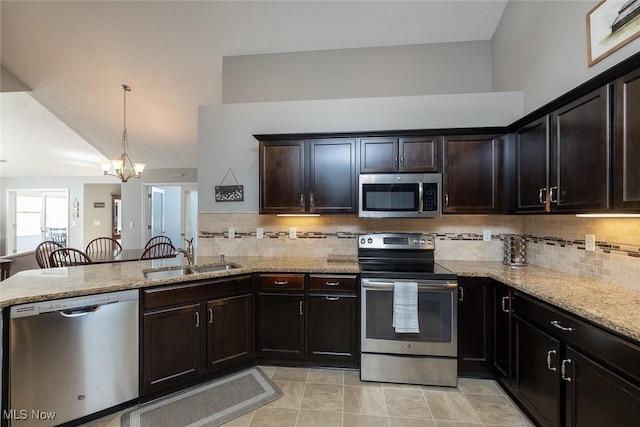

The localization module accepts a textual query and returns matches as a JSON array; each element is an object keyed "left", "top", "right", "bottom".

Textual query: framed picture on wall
[{"left": 587, "top": 0, "right": 640, "bottom": 66}]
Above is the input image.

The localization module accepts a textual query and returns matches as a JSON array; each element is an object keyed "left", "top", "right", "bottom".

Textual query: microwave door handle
[{"left": 418, "top": 183, "right": 423, "bottom": 213}]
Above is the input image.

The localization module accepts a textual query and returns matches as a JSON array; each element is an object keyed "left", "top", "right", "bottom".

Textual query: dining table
[{"left": 89, "top": 249, "right": 162, "bottom": 264}]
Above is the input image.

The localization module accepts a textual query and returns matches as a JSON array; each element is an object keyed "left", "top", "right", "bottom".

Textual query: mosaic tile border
[
  {"left": 198, "top": 231, "right": 510, "bottom": 241},
  {"left": 525, "top": 235, "right": 640, "bottom": 258}
]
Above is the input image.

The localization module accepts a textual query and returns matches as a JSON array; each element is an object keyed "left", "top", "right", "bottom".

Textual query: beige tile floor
[{"left": 84, "top": 366, "right": 533, "bottom": 427}]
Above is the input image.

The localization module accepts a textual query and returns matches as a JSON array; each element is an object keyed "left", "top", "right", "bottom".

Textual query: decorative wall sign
[
  {"left": 73, "top": 198, "right": 80, "bottom": 218},
  {"left": 215, "top": 168, "right": 244, "bottom": 202},
  {"left": 587, "top": 0, "right": 640, "bottom": 66},
  {"left": 94, "top": 202, "right": 106, "bottom": 208}
]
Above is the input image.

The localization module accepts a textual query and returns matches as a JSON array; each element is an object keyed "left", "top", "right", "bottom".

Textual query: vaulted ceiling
[{"left": 0, "top": 1, "right": 508, "bottom": 178}]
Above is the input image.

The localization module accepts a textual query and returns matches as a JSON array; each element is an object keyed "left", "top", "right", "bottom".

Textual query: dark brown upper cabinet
[
  {"left": 614, "top": 67, "right": 640, "bottom": 210},
  {"left": 442, "top": 134, "right": 501, "bottom": 214},
  {"left": 515, "top": 116, "right": 550, "bottom": 213},
  {"left": 259, "top": 138, "right": 357, "bottom": 214},
  {"left": 514, "top": 86, "right": 610, "bottom": 213},
  {"left": 360, "top": 136, "right": 439, "bottom": 173},
  {"left": 550, "top": 86, "right": 610, "bottom": 212}
]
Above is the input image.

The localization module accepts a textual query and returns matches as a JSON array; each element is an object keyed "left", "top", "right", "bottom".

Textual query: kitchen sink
[
  {"left": 193, "top": 263, "right": 240, "bottom": 273},
  {"left": 143, "top": 266, "right": 194, "bottom": 280}
]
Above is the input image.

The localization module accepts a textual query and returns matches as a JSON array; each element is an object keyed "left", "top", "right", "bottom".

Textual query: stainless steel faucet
[{"left": 174, "top": 248, "right": 194, "bottom": 265}]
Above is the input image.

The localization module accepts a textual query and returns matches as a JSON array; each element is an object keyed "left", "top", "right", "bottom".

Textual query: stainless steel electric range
[{"left": 358, "top": 232, "right": 458, "bottom": 386}]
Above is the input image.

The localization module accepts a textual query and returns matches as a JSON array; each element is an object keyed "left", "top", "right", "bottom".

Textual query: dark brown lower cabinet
[
  {"left": 307, "top": 294, "right": 357, "bottom": 366},
  {"left": 256, "top": 293, "right": 305, "bottom": 359},
  {"left": 458, "top": 277, "right": 493, "bottom": 377},
  {"left": 256, "top": 273, "right": 358, "bottom": 368},
  {"left": 141, "top": 275, "right": 253, "bottom": 399},
  {"left": 513, "top": 315, "right": 561, "bottom": 427},
  {"left": 493, "top": 282, "right": 512, "bottom": 386},
  {"left": 565, "top": 346, "right": 640, "bottom": 427},
  {"left": 142, "top": 303, "right": 202, "bottom": 393},
  {"left": 207, "top": 294, "right": 253, "bottom": 371},
  {"left": 509, "top": 291, "right": 640, "bottom": 427}
]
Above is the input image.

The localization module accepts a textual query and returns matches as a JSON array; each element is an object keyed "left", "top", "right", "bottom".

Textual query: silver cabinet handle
[
  {"left": 299, "top": 300, "right": 303, "bottom": 315},
  {"left": 551, "top": 320, "right": 573, "bottom": 332},
  {"left": 547, "top": 350, "right": 557, "bottom": 371},
  {"left": 300, "top": 194, "right": 305, "bottom": 209},
  {"left": 208, "top": 307, "right": 213, "bottom": 324},
  {"left": 444, "top": 193, "right": 449, "bottom": 206},
  {"left": 394, "top": 155, "right": 398, "bottom": 167},
  {"left": 326, "top": 296, "right": 340, "bottom": 301},
  {"left": 274, "top": 280, "right": 288, "bottom": 286},
  {"left": 539, "top": 188, "right": 547, "bottom": 204},
  {"left": 325, "top": 281, "right": 340, "bottom": 286},
  {"left": 459, "top": 287, "right": 464, "bottom": 302},
  {"left": 310, "top": 192, "right": 315, "bottom": 208},
  {"left": 400, "top": 156, "right": 404, "bottom": 167},
  {"left": 195, "top": 311, "right": 200, "bottom": 327},
  {"left": 561, "top": 359, "right": 572, "bottom": 382},
  {"left": 501, "top": 296, "right": 510, "bottom": 313},
  {"left": 550, "top": 186, "right": 558, "bottom": 203}
]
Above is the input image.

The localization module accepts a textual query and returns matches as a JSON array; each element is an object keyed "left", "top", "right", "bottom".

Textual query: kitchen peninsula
[{"left": 3, "top": 257, "right": 640, "bottom": 427}]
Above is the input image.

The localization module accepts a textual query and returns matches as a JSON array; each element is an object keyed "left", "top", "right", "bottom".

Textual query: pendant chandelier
[{"left": 101, "top": 84, "right": 145, "bottom": 182}]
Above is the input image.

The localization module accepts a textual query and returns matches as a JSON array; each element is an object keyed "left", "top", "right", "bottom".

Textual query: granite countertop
[{"left": 2, "top": 256, "right": 639, "bottom": 343}]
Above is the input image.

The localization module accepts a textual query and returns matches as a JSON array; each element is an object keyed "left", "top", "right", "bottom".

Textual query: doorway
[{"left": 144, "top": 184, "right": 197, "bottom": 250}]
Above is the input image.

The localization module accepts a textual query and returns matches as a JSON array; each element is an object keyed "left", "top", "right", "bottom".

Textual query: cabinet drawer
[
  {"left": 309, "top": 274, "right": 357, "bottom": 293},
  {"left": 513, "top": 291, "right": 640, "bottom": 384},
  {"left": 258, "top": 274, "right": 305, "bottom": 291},
  {"left": 144, "top": 275, "right": 252, "bottom": 311}
]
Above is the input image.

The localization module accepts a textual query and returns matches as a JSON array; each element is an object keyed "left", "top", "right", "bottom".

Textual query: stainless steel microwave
[{"left": 358, "top": 173, "right": 442, "bottom": 218}]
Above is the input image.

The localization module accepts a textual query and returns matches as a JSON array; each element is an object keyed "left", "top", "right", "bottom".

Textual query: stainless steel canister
[{"left": 503, "top": 235, "right": 527, "bottom": 266}]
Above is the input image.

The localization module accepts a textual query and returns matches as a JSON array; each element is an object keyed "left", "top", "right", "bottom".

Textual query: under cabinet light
[
  {"left": 576, "top": 214, "right": 640, "bottom": 218},
  {"left": 276, "top": 214, "right": 321, "bottom": 217}
]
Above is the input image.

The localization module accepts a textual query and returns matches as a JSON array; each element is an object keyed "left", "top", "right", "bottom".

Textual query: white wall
[
  {"left": 492, "top": 0, "right": 640, "bottom": 114},
  {"left": 83, "top": 183, "right": 120, "bottom": 248},
  {"left": 223, "top": 41, "right": 493, "bottom": 103},
  {"left": 198, "top": 92, "right": 523, "bottom": 213}
]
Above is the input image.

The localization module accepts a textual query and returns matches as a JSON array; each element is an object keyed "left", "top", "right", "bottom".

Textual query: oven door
[{"left": 360, "top": 277, "right": 457, "bottom": 357}]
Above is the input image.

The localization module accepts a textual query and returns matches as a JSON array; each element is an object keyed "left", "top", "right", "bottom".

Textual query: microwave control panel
[{"left": 422, "top": 183, "right": 438, "bottom": 212}]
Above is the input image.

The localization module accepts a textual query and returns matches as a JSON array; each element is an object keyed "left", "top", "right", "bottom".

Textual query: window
[{"left": 7, "top": 190, "right": 69, "bottom": 254}]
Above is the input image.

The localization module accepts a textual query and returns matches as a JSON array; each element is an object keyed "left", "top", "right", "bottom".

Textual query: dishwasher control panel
[{"left": 10, "top": 290, "right": 137, "bottom": 318}]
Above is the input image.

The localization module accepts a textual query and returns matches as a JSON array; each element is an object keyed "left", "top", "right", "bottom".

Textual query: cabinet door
[
  {"left": 307, "top": 294, "right": 357, "bottom": 366},
  {"left": 458, "top": 278, "right": 493, "bottom": 377},
  {"left": 514, "top": 316, "right": 561, "bottom": 427},
  {"left": 142, "top": 303, "right": 201, "bottom": 394},
  {"left": 260, "top": 140, "right": 306, "bottom": 213},
  {"left": 206, "top": 294, "right": 253, "bottom": 372},
  {"left": 551, "top": 87, "right": 610, "bottom": 212},
  {"left": 399, "top": 137, "right": 439, "bottom": 172},
  {"left": 256, "top": 293, "right": 305, "bottom": 360},
  {"left": 565, "top": 346, "right": 640, "bottom": 427},
  {"left": 360, "top": 137, "right": 398, "bottom": 173},
  {"left": 309, "top": 138, "right": 357, "bottom": 213},
  {"left": 443, "top": 135, "right": 501, "bottom": 213},
  {"left": 493, "top": 283, "right": 511, "bottom": 385},
  {"left": 614, "top": 68, "right": 640, "bottom": 210},
  {"left": 516, "top": 117, "right": 550, "bottom": 212}
]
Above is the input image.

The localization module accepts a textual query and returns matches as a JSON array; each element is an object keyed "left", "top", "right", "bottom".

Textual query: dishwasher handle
[{"left": 59, "top": 305, "right": 101, "bottom": 318}]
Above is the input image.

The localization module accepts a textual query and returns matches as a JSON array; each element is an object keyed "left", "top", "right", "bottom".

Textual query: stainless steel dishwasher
[{"left": 9, "top": 290, "right": 139, "bottom": 427}]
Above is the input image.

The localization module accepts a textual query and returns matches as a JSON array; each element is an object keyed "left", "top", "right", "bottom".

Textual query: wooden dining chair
[
  {"left": 35, "top": 240, "right": 65, "bottom": 268},
  {"left": 145, "top": 235, "right": 173, "bottom": 249},
  {"left": 139, "top": 242, "right": 176, "bottom": 260},
  {"left": 49, "top": 248, "right": 93, "bottom": 267},
  {"left": 86, "top": 237, "right": 122, "bottom": 254},
  {"left": 0, "top": 261, "right": 10, "bottom": 281}
]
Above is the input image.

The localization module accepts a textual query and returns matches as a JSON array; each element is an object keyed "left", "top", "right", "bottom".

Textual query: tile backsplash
[{"left": 198, "top": 213, "right": 640, "bottom": 291}]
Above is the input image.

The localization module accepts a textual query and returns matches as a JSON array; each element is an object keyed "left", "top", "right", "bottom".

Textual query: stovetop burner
[{"left": 358, "top": 233, "right": 457, "bottom": 280}]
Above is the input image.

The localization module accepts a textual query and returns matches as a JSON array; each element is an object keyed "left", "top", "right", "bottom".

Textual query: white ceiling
[{"left": 0, "top": 0, "right": 508, "bottom": 178}]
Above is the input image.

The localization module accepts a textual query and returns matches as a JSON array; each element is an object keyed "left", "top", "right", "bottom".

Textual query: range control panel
[{"left": 358, "top": 233, "right": 435, "bottom": 250}]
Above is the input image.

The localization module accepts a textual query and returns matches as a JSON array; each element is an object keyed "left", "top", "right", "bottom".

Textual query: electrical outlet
[
  {"left": 256, "top": 227, "right": 264, "bottom": 239},
  {"left": 129, "top": 221, "right": 134, "bottom": 228},
  {"left": 483, "top": 229, "right": 492, "bottom": 241},
  {"left": 228, "top": 227, "right": 235, "bottom": 239},
  {"left": 585, "top": 234, "right": 596, "bottom": 252},
  {"left": 289, "top": 227, "right": 297, "bottom": 239},
  {"left": 93, "top": 220, "right": 101, "bottom": 226}
]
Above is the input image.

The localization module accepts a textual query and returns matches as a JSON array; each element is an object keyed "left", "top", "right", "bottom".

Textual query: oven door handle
[{"left": 361, "top": 279, "right": 457, "bottom": 291}]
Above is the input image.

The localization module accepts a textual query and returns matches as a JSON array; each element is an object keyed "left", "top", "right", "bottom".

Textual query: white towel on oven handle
[{"left": 392, "top": 281, "right": 419, "bottom": 333}]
